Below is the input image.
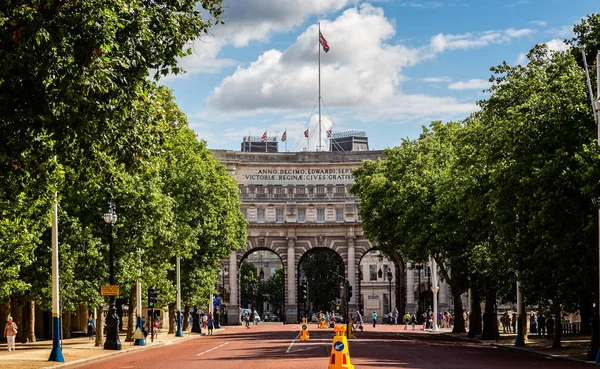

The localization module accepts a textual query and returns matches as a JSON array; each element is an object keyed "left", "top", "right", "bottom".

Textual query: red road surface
[{"left": 73, "top": 324, "right": 594, "bottom": 369}]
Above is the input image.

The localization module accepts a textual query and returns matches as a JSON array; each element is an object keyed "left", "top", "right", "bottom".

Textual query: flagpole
[
  {"left": 265, "top": 130, "right": 268, "bottom": 153},
  {"left": 285, "top": 129, "right": 287, "bottom": 152},
  {"left": 318, "top": 22, "right": 322, "bottom": 152},
  {"left": 249, "top": 131, "right": 251, "bottom": 152}
]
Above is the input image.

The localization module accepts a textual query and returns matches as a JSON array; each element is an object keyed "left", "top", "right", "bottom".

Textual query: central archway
[{"left": 297, "top": 248, "right": 345, "bottom": 322}]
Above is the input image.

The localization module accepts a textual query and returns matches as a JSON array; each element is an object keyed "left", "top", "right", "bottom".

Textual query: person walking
[
  {"left": 188, "top": 313, "right": 194, "bottom": 332},
  {"left": 403, "top": 312, "right": 411, "bottom": 330},
  {"left": 538, "top": 314, "right": 546, "bottom": 337},
  {"left": 411, "top": 313, "right": 417, "bottom": 330},
  {"left": 4, "top": 316, "right": 17, "bottom": 352},
  {"left": 207, "top": 316, "right": 214, "bottom": 335},
  {"left": 371, "top": 311, "right": 377, "bottom": 328},
  {"left": 393, "top": 308, "right": 399, "bottom": 325},
  {"left": 87, "top": 314, "right": 95, "bottom": 340}
]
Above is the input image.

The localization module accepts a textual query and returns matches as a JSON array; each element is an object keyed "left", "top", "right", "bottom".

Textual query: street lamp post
[
  {"left": 216, "top": 266, "right": 228, "bottom": 328},
  {"left": 103, "top": 200, "right": 121, "bottom": 350},
  {"left": 415, "top": 263, "right": 423, "bottom": 318},
  {"left": 387, "top": 270, "right": 393, "bottom": 322}
]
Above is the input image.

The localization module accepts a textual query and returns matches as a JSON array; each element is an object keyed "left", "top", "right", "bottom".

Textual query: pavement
[
  {"left": 0, "top": 328, "right": 213, "bottom": 369},
  {"left": 0, "top": 324, "right": 593, "bottom": 369}
]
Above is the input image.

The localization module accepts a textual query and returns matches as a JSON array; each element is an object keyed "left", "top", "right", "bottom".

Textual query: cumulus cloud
[
  {"left": 422, "top": 77, "right": 452, "bottom": 83},
  {"left": 399, "top": 1, "right": 442, "bottom": 7},
  {"left": 171, "top": 0, "right": 354, "bottom": 77},
  {"left": 530, "top": 20, "right": 547, "bottom": 26},
  {"left": 545, "top": 39, "right": 570, "bottom": 52},
  {"left": 448, "top": 79, "right": 490, "bottom": 90}
]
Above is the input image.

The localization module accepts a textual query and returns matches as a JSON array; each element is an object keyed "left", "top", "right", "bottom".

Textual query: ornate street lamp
[{"left": 103, "top": 200, "right": 121, "bottom": 350}]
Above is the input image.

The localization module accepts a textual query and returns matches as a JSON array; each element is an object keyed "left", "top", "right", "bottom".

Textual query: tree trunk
[
  {"left": 451, "top": 288, "right": 466, "bottom": 333},
  {"left": 469, "top": 286, "right": 482, "bottom": 336},
  {"left": 95, "top": 307, "right": 103, "bottom": 347},
  {"left": 23, "top": 299, "right": 36, "bottom": 343},
  {"left": 481, "top": 279, "right": 496, "bottom": 340},
  {"left": 580, "top": 295, "right": 593, "bottom": 335},
  {"left": 62, "top": 312, "right": 71, "bottom": 339},
  {"left": 168, "top": 303, "right": 176, "bottom": 334},
  {"left": 183, "top": 306, "right": 190, "bottom": 331},
  {"left": 553, "top": 312, "right": 562, "bottom": 348},
  {"left": 125, "top": 286, "right": 136, "bottom": 342}
]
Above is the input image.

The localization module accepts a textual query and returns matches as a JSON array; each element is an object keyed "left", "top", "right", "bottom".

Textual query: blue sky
[{"left": 162, "top": 0, "right": 600, "bottom": 152}]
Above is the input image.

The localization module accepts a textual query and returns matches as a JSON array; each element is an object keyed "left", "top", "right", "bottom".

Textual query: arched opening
[
  {"left": 297, "top": 248, "right": 345, "bottom": 322},
  {"left": 239, "top": 249, "right": 285, "bottom": 322},
  {"left": 358, "top": 249, "right": 404, "bottom": 323}
]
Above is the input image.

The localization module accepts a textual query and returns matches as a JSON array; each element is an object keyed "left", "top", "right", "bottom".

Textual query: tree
[{"left": 299, "top": 250, "right": 344, "bottom": 313}]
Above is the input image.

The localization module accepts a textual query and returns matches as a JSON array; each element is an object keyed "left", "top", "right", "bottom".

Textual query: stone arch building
[{"left": 213, "top": 149, "right": 451, "bottom": 324}]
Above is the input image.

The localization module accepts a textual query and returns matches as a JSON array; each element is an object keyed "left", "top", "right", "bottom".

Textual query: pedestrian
[
  {"left": 356, "top": 311, "right": 363, "bottom": 332},
  {"left": 411, "top": 314, "right": 416, "bottom": 330},
  {"left": 153, "top": 317, "right": 160, "bottom": 340},
  {"left": 243, "top": 313, "right": 250, "bottom": 328},
  {"left": 207, "top": 316, "right": 214, "bottom": 335},
  {"left": 422, "top": 312, "right": 427, "bottom": 330},
  {"left": 371, "top": 311, "right": 377, "bottom": 328},
  {"left": 529, "top": 313, "right": 537, "bottom": 334},
  {"left": 87, "top": 314, "right": 95, "bottom": 340},
  {"left": 511, "top": 313, "right": 517, "bottom": 333},
  {"left": 403, "top": 312, "right": 411, "bottom": 330},
  {"left": 4, "top": 316, "right": 17, "bottom": 352},
  {"left": 188, "top": 313, "right": 193, "bottom": 332},
  {"left": 393, "top": 308, "right": 399, "bottom": 325},
  {"left": 538, "top": 314, "right": 546, "bottom": 336},
  {"left": 546, "top": 315, "right": 555, "bottom": 340}
]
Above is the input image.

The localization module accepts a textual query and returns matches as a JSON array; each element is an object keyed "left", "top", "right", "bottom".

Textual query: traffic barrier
[
  {"left": 300, "top": 318, "right": 310, "bottom": 341},
  {"left": 328, "top": 325, "right": 354, "bottom": 369},
  {"left": 319, "top": 319, "right": 327, "bottom": 329}
]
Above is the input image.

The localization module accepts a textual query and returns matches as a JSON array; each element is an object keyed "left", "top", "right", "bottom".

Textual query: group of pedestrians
[{"left": 528, "top": 312, "right": 556, "bottom": 340}]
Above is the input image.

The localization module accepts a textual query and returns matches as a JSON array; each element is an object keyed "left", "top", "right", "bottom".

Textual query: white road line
[
  {"left": 197, "top": 341, "right": 230, "bottom": 356},
  {"left": 285, "top": 333, "right": 300, "bottom": 354}
]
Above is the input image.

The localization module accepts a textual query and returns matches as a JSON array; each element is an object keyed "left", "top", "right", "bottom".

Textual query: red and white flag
[
  {"left": 261, "top": 131, "right": 267, "bottom": 142},
  {"left": 319, "top": 32, "right": 330, "bottom": 53},
  {"left": 281, "top": 130, "right": 287, "bottom": 142},
  {"left": 326, "top": 129, "right": 332, "bottom": 138},
  {"left": 304, "top": 129, "right": 309, "bottom": 138}
]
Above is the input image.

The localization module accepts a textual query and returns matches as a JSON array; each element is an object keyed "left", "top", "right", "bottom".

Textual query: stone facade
[{"left": 213, "top": 149, "right": 452, "bottom": 324}]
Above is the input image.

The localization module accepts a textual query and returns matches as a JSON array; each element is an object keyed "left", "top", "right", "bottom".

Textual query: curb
[{"left": 437, "top": 332, "right": 595, "bottom": 365}]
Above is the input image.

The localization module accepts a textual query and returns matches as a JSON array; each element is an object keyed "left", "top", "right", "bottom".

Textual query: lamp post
[
  {"left": 415, "top": 262, "right": 423, "bottom": 318},
  {"left": 103, "top": 200, "right": 121, "bottom": 350},
  {"left": 175, "top": 256, "right": 183, "bottom": 337},
  {"left": 217, "top": 266, "right": 228, "bottom": 328},
  {"left": 387, "top": 269, "right": 393, "bottom": 322},
  {"left": 48, "top": 192, "right": 64, "bottom": 362}
]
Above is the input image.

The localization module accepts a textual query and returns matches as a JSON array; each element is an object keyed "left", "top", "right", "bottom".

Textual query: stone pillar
[
  {"left": 406, "top": 262, "right": 416, "bottom": 313},
  {"left": 286, "top": 237, "right": 297, "bottom": 323},
  {"left": 439, "top": 279, "right": 449, "bottom": 312},
  {"left": 227, "top": 252, "right": 239, "bottom": 325},
  {"left": 347, "top": 236, "right": 357, "bottom": 311}
]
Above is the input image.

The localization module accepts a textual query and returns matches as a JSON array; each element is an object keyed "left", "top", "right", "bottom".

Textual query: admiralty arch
[{"left": 213, "top": 148, "right": 454, "bottom": 324}]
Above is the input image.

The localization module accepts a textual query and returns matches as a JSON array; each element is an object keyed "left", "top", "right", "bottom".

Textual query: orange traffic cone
[
  {"left": 328, "top": 325, "right": 354, "bottom": 369},
  {"left": 300, "top": 318, "right": 310, "bottom": 341}
]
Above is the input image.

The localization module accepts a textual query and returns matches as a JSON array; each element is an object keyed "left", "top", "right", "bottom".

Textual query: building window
[
  {"left": 336, "top": 185, "right": 345, "bottom": 194},
  {"left": 276, "top": 208, "right": 284, "bottom": 222},
  {"left": 242, "top": 208, "right": 247, "bottom": 219},
  {"left": 336, "top": 208, "right": 344, "bottom": 222},
  {"left": 296, "top": 186, "right": 305, "bottom": 194},
  {"left": 257, "top": 209, "right": 265, "bottom": 222},
  {"left": 317, "top": 208, "right": 325, "bottom": 222},
  {"left": 275, "top": 186, "right": 285, "bottom": 195},
  {"left": 369, "top": 265, "right": 377, "bottom": 281},
  {"left": 316, "top": 186, "right": 326, "bottom": 195},
  {"left": 298, "top": 208, "right": 306, "bottom": 223},
  {"left": 256, "top": 186, "right": 265, "bottom": 194}
]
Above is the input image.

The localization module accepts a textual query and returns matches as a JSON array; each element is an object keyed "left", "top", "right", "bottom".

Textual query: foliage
[{"left": 299, "top": 249, "right": 345, "bottom": 313}]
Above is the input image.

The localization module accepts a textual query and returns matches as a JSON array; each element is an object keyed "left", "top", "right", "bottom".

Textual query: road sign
[
  {"left": 100, "top": 285, "right": 119, "bottom": 296},
  {"left": 213, "top": 297, "right": 221, "bottom": 307},
  {"left": 334, "top": 342, "right": 345, "bottom": 352}
]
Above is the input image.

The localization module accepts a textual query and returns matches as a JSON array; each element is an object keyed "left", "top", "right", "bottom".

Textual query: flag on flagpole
[
  {"left": 261, "top": 131, "right": 267, "bottom": 142},
  {"left": 326, "top": 129, "right": 332, "bottom": 138},
  {"left": 319, "top": 32, "right": 330, "bottom": 53},
  {"left": 281, "top": 130, "right": 287, "bottom": 142},
  {"left": 247, "top": 135, "right": 251, "bottom": 143},
  {"left": 304, "top": 129, "right": 309, "bottom": 137}
]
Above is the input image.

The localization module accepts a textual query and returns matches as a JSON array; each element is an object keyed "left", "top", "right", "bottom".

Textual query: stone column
[
  {"left": 406, "top": 262, "right": 415, "bottom": 313},
  {"left": 439, "top": 279, "right": 449, "bottom": 311},
  {"left": 286, "top": 237, "right": 297, "bottom": 323},
  {"left": 347, "top": 236, "right": 357, "bottom": 311},
  {"left": 227, "top": 252, "right": 239, "bottom": 325}
]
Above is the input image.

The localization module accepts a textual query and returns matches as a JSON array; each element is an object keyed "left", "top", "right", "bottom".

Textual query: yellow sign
[{"left": 100, "top": 285, "right": 119, "bottom": 296}]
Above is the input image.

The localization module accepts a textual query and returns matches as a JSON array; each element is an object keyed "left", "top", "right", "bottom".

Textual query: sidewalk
[
  {"left": 0, "top": 329, "right": 213, "bottom": 369},
  {"left": 437, "top": 328, "right": 591, "bottom": 363}
]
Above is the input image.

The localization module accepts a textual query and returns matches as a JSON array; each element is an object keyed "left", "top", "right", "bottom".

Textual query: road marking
[
  {"left": 197, "top": 341, "right": 230, "bottom": 356},
  {"left": 285, "top": 332, "right": 301, "bottom": 354}
]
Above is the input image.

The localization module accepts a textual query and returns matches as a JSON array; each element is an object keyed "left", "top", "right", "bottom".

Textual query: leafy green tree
[
  {"left": 240, "top": 261, "right": 259, "bottom": 311},
  {"left": 299, "top": 250, "right": 344, "bottom": 313}
]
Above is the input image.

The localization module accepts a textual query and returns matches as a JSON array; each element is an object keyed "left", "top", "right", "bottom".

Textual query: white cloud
[
  {"left": 399, "top": 1, "right": 442, "bottom": 7},
  {"left": 545, "top": 39, "right": 569, "bottom": 52},
  {"left": 430, "top": 28, "right": 533, "bottom": 53},
  {"left": 448, "top": 79, "right": 490, "bottom": 90},
  {"left": 516, "top": 52, "right": 527, "bottom": 65},
  {"left": 422, "top": 77, "right": 452, "bottom": 83},
  {"left": 530, "top": 20, "right": 547, "bottom": 26}
]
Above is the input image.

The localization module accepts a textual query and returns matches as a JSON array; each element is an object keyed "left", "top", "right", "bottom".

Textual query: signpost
[{"left": 101, "top": 285, "right": 120, "bottom": 296}]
